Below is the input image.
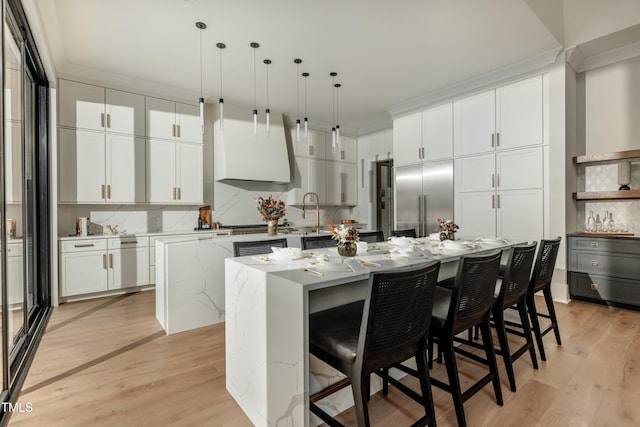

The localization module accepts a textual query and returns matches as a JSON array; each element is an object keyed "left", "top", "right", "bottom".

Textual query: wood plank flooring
[{"left": 8, "top": 290, "right": 640, "bottom": 426}]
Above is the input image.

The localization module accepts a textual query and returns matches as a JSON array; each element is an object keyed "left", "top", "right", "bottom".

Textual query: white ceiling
[{"left": 31, "top": 0, "right": 640, "bottom": 135}]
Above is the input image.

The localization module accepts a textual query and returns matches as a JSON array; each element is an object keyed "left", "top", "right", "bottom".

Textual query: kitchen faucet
[{"left": 301, "top": 192, "right": 320, "bottom": 234}]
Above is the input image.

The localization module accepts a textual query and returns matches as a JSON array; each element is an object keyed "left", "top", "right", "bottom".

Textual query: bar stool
[
  {"left": 301, "top": 234, "right": 335, "bottom": 250},
  {"left": 233, "top": 238, "right": 287, "bottom": 257},
  {"left": 309, "top": 261, "right": 441, "bottom": 427},
  {"left": 427, "top": 251, "right": 504, "bottom": 427},
  {"left": 525, "top": 237, "right": 562, "bottom": 361},
  {"left": 358, "top": 231, "right": 385, "bottom": 243},
  {"left": 392, "top": 229, "right": 417, "bottom": 238}
]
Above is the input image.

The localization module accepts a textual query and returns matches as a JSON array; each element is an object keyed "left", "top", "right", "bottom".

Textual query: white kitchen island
[{"left": 225, "top": 241, "right": 512, "bottom": 426}]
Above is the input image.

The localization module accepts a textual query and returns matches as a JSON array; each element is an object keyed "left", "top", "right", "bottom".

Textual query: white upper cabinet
[
  {"left": 147, "top": 140, "right": 203, "bottom": 204},
  {"left": 495, "top": 147, "right": 543, "bottom": 191},
  {"left": 59, "top": 79, "right": 145, "bottom": 135},
  {"left": 326, "top": 162, "right": 357, "bottom": 205},
  {"left": 329, "top": 135, "right": 357, "bottom": 163},
  {"left": 455, "top": 153, "right": 496, "bottom": 193},
  {"left": 288, "top": 157, "right": 327, "bottom": 205},
  {"left": 454, "top": 75, "right": 543, "bottom": 156},
  {"left": 454, "top": 89, "right": 496, "bottom": 156},
  {"left": 146, "top": 97, "right": 201, "bottom": 144},
  {"left": 422, "top": 103, "right": 453, "bottom": 160},
  {"left": 495, "top": 75, "right": 543, "bottom": 151},
  {"left": 393, "top": 112, "right": 422, "bottom": 166},
  {"left": 290, "top": 128, "right": 326, "bottom": 159}
]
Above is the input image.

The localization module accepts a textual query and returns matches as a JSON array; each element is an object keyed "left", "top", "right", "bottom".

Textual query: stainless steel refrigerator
[{"left": 394, "top": 160, "right": 453, "bottom": 237}]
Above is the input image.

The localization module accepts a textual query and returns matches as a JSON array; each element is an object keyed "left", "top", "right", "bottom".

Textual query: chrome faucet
[{"left": 302, "top": 192, "right": 320, "bottom": 234}]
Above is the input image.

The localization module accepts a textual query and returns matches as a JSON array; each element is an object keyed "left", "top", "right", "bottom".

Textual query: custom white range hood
[{"left": 214, "top": 103, "right": 291, "bottom": 183}]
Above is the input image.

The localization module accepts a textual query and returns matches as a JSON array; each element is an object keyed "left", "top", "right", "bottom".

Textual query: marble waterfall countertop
[{"left": 224, "top": 239, "right": 512, "bottom": 426}]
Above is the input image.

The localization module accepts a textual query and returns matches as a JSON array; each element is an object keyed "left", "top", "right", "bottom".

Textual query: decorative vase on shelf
[
  {"left": 337, "top": 242, "right": 357, "bottom": 257},
  {"left": 267, "top": 220, "right": 278, "bottom": 236}
]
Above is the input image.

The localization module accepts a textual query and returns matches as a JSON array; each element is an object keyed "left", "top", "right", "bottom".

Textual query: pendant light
[
  {"left": 330, "top": 72, "right": 337, "bottom": 153},
  {"left": 335, "top": 82, "right": 341, "bottom": 149},
  {"left": 264, "top": 59, "right": 272, "bottom": 135},
  {"left": 250, "top": 42, "right": 260, "bottom": 136},
  {"left": 294, "top": 59, "right": 302, "bottom": 142},
  {"left": 217, "top": 42, "right": 226, "bottom": 132},
  {"left": 195, "top": 22, "right": 206, "bottom": 135},
  {"left": 302, "top": 72, "right": 309, "bottom": 140}
]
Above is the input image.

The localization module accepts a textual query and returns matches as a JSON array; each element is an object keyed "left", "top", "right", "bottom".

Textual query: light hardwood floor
[{"left": 8, "top": 290, "right": 640, "bottom": 426}]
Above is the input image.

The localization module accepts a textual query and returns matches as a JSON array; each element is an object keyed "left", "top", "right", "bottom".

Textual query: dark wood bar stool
[
  {"left": 525, "top": 237, "right": 562, "bottom": 361},
  {"left": 233, "top": 238, "right": 287, "bottom": 257},
  {"left": 358, "top": 231, "right": 385, "bottom": 243},
  {"left": 392, "top": 229, "right": 417, "bottom": 238},
  {"left": 309, "top": 261, "right": 441, "bottom": 427},
  {"left": 426, "top": 251, "right": 504, "bottom": 427},
  {"left": 301, "top": 234, "right": 335, "bottom": 250}
]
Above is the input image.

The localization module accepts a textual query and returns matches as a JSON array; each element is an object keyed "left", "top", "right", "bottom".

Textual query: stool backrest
[
  {"left": 447, "top": 250, "right": 502, "bottom": 334},
  {"left": 360, "top": 261, "right": 441, "bottom": 372},
  {"left": 392, "top": 229, "right": 417, "bottom": 238},
  {"left": 233, "top": 238, "right": 287, "bottom": 257},
  {"left": 358, "top": 231, "right": 385, "bottom": 243},
  {"left": 497, "top": 242, "right": 537, "bottom": 308},
  {"left": 301, "top": 234, "right": 335, "bottom": 250},
  {"left": 529, "top": 237, "right": 561, "bottom": 293}
]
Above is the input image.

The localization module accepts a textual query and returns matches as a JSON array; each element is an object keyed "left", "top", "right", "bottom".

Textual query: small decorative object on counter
[
  {"left": 437, "top": 218, "right": 458, "bottom": 241},
  {"left": 255, "top": 194, "right": 287, "bottom": 236},
  {"left": 331, "top": 224, "right": 359, "bottom": 257}
]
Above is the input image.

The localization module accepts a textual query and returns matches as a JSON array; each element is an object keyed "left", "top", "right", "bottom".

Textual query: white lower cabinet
[{"left": 60, "top": 237, "right": 149, "bottom": 297}]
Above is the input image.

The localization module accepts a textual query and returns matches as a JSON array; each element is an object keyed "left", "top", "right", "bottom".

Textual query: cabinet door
[
  {"left": 291, "top": 128, "right": 326, "bottom": 158},
  {"left": 60, "top": 251, "right": 108, "bottom": 296},
  {"left": 496, "top": 147, "right": 542, "bottom": 191},
  {"left": 422, "top": 103, "right": 453, "bottom": 160},
  {"left": 7, "top": 249, "right": 24, "bottom": 305},
  {"left": 329, "top": 135, "right": 357, "bottom": 163},
  {"left": 58, "top": 128, "right": 106, "bottom": 203},
  {"left": 175, "top": 143, "right": 203, "bottom": 204},
  {"left": 454, "top": 153, "right": 495, "bottom": 193},
  {"left": 106, "top": 135, "right": 146, "bottom": 203},
  {"left": 288, "top": 157, "right": 326, "bottom": 204},
  {"left": 455, "top": 191, "right": 496, "bottom": 240},
  {"left": 496, "top": 76, "right": 543, "bottom": 150},
  {"left": 327, "top": 162, "right": 357, "bottom": 205},
  {"left": 105, "top": 89, "right": 145, "bottom": 136},
  {"left": 147, "top": 140, "right": 176, "bottom": 203},
  {"left": 175, "top": 102, "right": 201, "bottom": 143},
  {"left": 496, "top": 189, "right": 543, "bottom": 244},
  {"left": 59, "top": 80, "right": 106, "bottom": 131},
  {"left": 146, "top": 97, "right": 176, "bottom": 140},
  {"left": 393, "top": 112, "right": 422, "bottom": 166},
  {"left": 109, "top": 247, "right": 150, "bottom": 289},
  {"left": 454, "top": 89, "right": 495, "bottom": 156}
]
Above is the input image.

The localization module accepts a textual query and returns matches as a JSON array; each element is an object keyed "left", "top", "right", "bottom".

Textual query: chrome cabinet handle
[
  {"left": 495, "top": 174, "right": 500, "bottom": 188},
  {"left": 492, "top": 173, "right": 495, "bottom": 188},
  {"left": 496, "top": 194, "right": 500, "bottom": 208},
  {"left": 177, "top": 125, "right": 181, "bottom": 138},
  {"left": 177, "top": 187, "right": 181, "bottom": 200},
  {"left": 103, "top": 254, "right": 107, "bottom": 269},
  {"left": 172, "top": 188, "right": 176, "bottom": 200},
  {"left": 107, "top": 185, "right": 111, "bottom": 199},
  {"left": 496, "top": 132, "right": 500, "bottom": 147},
  {"left": 418, "top": 195, "right": 423, "bottom": 236},
  {"left": 101, "top": 113, "right": 105, "bottom": 128},
  {"left": 491, "top": 133, "right": 495, "bottom": 148},
  {"left": 591, "top": 242, "right": 599, "bottom": 248},
  {"left": 172, "top": 124, "right": 176, "bottom": 137},
  {"left": 101, "top": 184, "right": 105, "bottom": 199},
  {"left": 106, "top": 113, "right": 111, "bottom": 128}
]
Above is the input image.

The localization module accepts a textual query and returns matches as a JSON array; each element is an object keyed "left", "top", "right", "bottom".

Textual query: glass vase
[
  {"left": 267, "top": 220, "right": 278, "bottom": 236},
  {"left": 337, "top": 242, "right": 357, "bottom": 257}
]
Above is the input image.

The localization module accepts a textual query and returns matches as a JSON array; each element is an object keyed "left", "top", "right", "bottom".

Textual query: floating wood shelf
[
  {"left": 574, "top": 149, "right": 640, "bottom": 164},
  {"left": 573, "top": 190, "right": 640, "bottom": 201}
]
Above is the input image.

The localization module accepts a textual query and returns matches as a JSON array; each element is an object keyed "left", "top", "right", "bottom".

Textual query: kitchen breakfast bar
[{"left": 224, "top": 239, "right": 512, "bottom": 426}]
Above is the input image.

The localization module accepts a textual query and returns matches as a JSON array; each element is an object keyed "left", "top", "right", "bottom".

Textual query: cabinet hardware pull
[
  {"left": 591, "top": 260, "right": 599, "bottom": 267},
  {"left": 101, "top": 113, "right": 105, "bottom": 128},
  {"left": 172, "top": 124, "right": 176, "bottom": 137},
  {"left": 496, "top": 132, "right": 500, "bottom": 147},
  {"left": 106, "top": 113, "right": 111, "bottom": 128},
  {"left": 496, "top": 194, "right": 501, "bottom": 208},
  {"left": 109, "top": 253, "right": 113, "bottom": 268},
  {"left": 172, "top": 187, "right": 176, "bottom": 200},
  {"left": 103, "top": 254, "right": 107, "bottom": 269},
  {"left": 177, "top": 187, "right": 181, "bottom": 200},
  {"left": 418, "top": 147, "right": 422, "bottom": 159},
  {"left": 590, "top": 283, "right": 599, "bottom": 291},
  {"left": 341, "top": 192, "right": 345, "bottom": 203},
  {"left": 74, "top": 243, "right": 95, "bottom": 248},
  {"left": 177, "top": 125, "right": 181, "bottom": 138},
  {"left": 495, "top": 173, "right": 500, "bottom": 187},
  {"left": 308, "top": 145, "right": 314, "bottom": 156},
  {"left": 107, "top": 185, "right": 111, "bottom": 199},
  {"left": 491, "top": 133, "right": 495, "bottom": 148},
  {"left": 120, "top": 241, "right": 138, "bottom": 245},
  {"left": 590, "top": 242, "right": 599, "bottom": 248},
  {"left": 101, "top": 184, "right": 105, "bottom": 199},
  {"left": 492, "top": 173, "right": 495, "bottom": 187},
  {"left": 341, "top": 150, "right": 345, "bottom": 160},
  {"left": 492, "top": 194, "right": 495, "bottom": 209}
]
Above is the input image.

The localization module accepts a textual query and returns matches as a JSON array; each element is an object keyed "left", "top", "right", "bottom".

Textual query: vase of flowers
[
  {"left": 437, "top": 218, "right": 459, "bottom": 241},
  {"left": 255, "top": 195, "right": 287, "bottom": 236},
  {"left": 331, "top": 224, "right": 359, "bottom": 257}
]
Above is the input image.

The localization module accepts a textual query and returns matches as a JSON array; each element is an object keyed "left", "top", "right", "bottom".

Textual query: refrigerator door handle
[
  {"left": 417, "top": 195, "right": 423, "bottom": 236},
  {"left": 423, "top": 195, "right": 428, "bottom": 236}
]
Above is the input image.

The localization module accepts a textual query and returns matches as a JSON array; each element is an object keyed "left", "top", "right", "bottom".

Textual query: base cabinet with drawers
[
  {"left": 60, "top": 236, "right": 150, "bottom": 297},
  {"left": 567, "top": 234, "right": 640, "bottom": 308}
]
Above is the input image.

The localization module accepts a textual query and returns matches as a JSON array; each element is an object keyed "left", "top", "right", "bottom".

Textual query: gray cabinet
[{"left": 567, "top": 234, "right": 640, "bottom": 308}]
